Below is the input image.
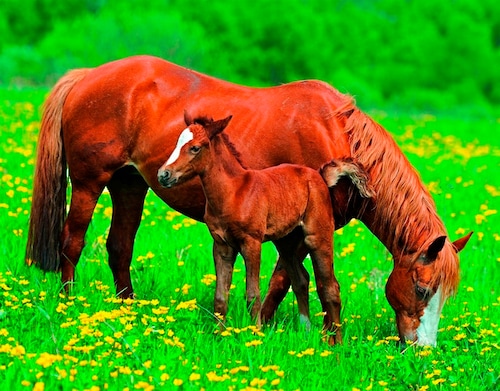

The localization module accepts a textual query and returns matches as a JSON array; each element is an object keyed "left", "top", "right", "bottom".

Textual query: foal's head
[{"left": 158, "top": 113, "right": 232, "bottom": 188}]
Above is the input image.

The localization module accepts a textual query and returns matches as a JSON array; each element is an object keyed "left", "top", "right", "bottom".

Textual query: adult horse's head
[
  {"left": 157, "top": 112, "right": 232, "bottom": 188},
  {"left": 385, "top": 233, "right": 472, "bottom": 347}
]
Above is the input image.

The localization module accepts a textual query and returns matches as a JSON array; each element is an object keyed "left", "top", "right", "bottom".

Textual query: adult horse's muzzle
[{"left": 158, "top": 168, "right": 177, "bottom": 188}]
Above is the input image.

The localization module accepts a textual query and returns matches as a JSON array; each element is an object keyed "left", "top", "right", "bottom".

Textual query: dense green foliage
[
  {"left": 0, "top": 88, "right": 499, "bottom": 391},
  {"left": 1, "top": 0, "right": 499, "bottom": 111}
]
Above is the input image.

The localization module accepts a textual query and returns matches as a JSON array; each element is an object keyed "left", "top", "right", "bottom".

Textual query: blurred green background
[{"left": 1, "top": 0, "right": 499, "bottom": 113}]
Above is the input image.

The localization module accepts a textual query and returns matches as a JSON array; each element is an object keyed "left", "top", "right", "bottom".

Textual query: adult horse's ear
[
  {"left": 452, "top": 231, "right": 473, "bottom": 253},
  {"left": 184, "top": 110, "right": 194, "bottom": 126},
  {"left": 421, "top": 236, "right": 447, "bottom": 264},
  {"left": 208, "top": 115, "right": 232, "bottom": 139}
]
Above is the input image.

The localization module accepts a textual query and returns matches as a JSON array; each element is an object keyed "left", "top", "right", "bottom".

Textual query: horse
[
  {"left": 157, "top": 113, "right": 374, "bottom": 344},
  {"left": 26, "top": 55, "right": 472, "bottom": 346}
]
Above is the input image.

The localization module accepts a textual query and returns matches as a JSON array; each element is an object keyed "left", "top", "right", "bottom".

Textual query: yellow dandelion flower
[
  {"left": 175, "top": 299, "right": 197, "bottom": 311},
  {"left": 33, "top": 382, "right": 44, "bottom": 391},
  {"left": 454, "top": 333, "right": 467, "bottom": 341},
  {"left": 250, "top": 378, "right": 267, "bottom": 387},
  {"left": 245, "top": 340, "right": 263, "bottom": 347}
]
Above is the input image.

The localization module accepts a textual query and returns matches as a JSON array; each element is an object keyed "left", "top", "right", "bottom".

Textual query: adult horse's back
[{"left": 26, "top": 55, "right": 471, "bottom": 345}]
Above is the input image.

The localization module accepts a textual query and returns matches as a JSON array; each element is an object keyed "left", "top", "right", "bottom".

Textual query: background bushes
[{"left": 0, "top": 0, "right": 498, "bottom": 111}]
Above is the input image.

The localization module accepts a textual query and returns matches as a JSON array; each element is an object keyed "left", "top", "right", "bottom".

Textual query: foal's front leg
[
  {"left": 212, "top": 240, "right": 237, "bottom": 322},
  {"left": 240, "top": 238, "right": 263, "bottom": 327}
]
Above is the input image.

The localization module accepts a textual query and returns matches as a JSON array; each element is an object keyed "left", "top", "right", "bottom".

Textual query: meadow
[{"left": 0, "top": 88, "right": 498, "bottom": 390}]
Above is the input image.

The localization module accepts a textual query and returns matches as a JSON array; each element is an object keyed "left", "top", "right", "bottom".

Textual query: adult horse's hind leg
[
  {"left": 106, "top": 166, "right": 149, "bottom": 299},
  {"left": 272, "top": 230, "right": 311, "bottom": 329},
  {"left": 61, "top": 180, "right": 107, "bottom": 291},
  {"left": 261, "top": 230, "right": 307, "bottom": 322},
  {"left": 261, "top": 258, "right": 291, "bottom": 322}
]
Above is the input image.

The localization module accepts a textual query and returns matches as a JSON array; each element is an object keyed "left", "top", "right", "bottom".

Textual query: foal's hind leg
[
  {"left": 106, "top": 166, "right": 149, "bottom": 299},
  {"left": 61, "top": 179, "right": 107, "bottom": 292}
]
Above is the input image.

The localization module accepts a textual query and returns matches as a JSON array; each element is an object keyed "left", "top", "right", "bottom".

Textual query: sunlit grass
[{"left": 0, "top": 89, "right": 498, "bottom": 390}]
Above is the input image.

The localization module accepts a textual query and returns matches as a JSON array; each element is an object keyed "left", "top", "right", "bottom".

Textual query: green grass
[{"left": 0, "top": 89, "right": 499, "bottom": 390}]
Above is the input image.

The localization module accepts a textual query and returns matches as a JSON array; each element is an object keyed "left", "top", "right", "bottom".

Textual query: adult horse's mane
[{"left": 334, "top": 99, "right": 459, "bottom": 297}]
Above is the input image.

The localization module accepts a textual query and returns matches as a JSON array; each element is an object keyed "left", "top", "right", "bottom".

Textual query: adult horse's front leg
[
  {"left": 106, "top": 167, "right": 149, "bottom": 299},
  {"left": 309, "top": 244, "right": 342, "bottom": 345}
]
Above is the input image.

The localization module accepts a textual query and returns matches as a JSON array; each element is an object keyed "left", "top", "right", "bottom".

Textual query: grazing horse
[
  {"left": 26, "top": 55, "right": 471, "bottom": 346},
  {"left": 157, "top": 113, "right": 374, "bottom": 343}
]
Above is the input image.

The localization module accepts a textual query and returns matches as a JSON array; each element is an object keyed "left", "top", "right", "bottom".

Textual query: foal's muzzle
[{"left": 158, "top": 168, "right": 177, "bottom": 188}]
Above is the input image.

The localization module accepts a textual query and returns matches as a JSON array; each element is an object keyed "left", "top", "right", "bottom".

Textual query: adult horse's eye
[
  {"left": 190, "top": 146, "right": 201, "bottom": 154},
  {"left": 415, "top": 284, "right": 431, "bottom": 300}
]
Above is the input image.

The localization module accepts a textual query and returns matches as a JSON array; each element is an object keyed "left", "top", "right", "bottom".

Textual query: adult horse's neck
[{"left": 341, "top": 107, "right": 448, "bottom": 260}]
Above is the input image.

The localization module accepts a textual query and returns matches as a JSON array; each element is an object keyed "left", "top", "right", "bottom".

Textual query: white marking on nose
[
  {"left": 416, "top": 286, "right": 444, "bottom": 346},
  {"left": 166, "top": 128, "right": 193, "bottom": 165}
]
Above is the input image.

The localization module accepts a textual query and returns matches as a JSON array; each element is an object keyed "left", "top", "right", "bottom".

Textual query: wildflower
[
  {"left": 189, "top": 373, "right": 201, "bottom": 381},
  {"left": 206, "top": 371, "right": 230, "bottom": 382},
  {"left": 175, "top": 299, "right": 197, "bottom": 311},
  {"left": 201, "top": 274, "right": 216, "bottom": 286},
  {"left": 245, "top": 340, "right": 262, "bottom": 347},
  {"left": 33, "top": 383, "right": 44, "bottom": 391},
  {"left": 134, "top": 381, "right": 154, "bottom": 391},
  {"left": 297, "top": 348, "right": 315, "bottom": 357},
  {"left": 453, "top": 333, "right": 467, "bottom": 341},
  {"left": 173, "top": 379, "right": 183, "bottom": 386},
  {"left": 10, "top": 345, "right": 26, "bottom": 357},
  {"left": 250, "top": 378, "right": 267, "bottom": 387}
]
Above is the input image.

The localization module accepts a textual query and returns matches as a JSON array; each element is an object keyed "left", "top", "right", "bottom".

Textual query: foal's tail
[
  {"left": 320, "top": 159, "right": 375, "bottom": 198},
  {"left": 26, "top": 68, "right": 91, "bottom": 271}
]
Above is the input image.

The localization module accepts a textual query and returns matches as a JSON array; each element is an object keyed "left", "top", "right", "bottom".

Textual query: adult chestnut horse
[{"left": 26, "top": 55, "right": 471, "bottom": 346}]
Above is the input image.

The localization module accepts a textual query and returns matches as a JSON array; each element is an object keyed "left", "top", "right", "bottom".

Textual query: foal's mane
[
  {"left": 333, "top": 98, "right": 459, "bottom": 296},
  {"left": 193, "top": 115, "right": 248, "bottom": 169}
]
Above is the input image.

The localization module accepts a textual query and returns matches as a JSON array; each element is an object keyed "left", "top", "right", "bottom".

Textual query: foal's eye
[{"left": 190, "top": 146, "right": 201, "bottom": 154}]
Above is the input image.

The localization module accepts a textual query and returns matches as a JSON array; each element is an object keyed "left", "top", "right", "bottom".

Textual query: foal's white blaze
[
  {"left": 166, "top": 128, "right": 194, "bottom": 165},
  {"left": 416, "top": 286, "right": 444, "bottom": 346}
]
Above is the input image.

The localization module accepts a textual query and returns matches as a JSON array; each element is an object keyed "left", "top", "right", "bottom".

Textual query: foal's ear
[
  {"left": 184, "top": 110, "right": 194, "bottom": 126},
  {"left": 452, "top": 231, "right": 473, "bottom": 253},
  {"left": 207, "top": 115, "right": 233, "bottom": 139}
]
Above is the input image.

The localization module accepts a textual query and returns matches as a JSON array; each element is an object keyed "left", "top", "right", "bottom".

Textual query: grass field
[{"left": 0, "top": 89, "right": 499, "bottom": 390}]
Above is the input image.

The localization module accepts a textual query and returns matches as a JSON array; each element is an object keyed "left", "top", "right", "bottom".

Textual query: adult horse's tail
[{"left": 26, "top": 68, "right": 91, "bottom": 271}]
